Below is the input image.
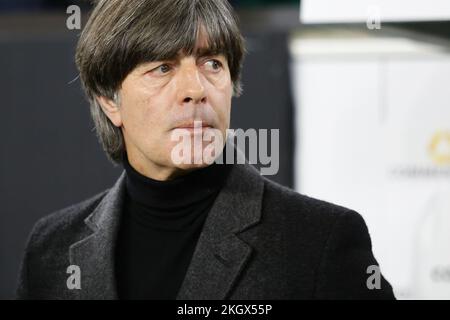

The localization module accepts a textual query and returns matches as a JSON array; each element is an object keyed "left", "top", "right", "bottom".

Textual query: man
[{"left": 16, "top": 0, "right": 395, "bottom": 299}]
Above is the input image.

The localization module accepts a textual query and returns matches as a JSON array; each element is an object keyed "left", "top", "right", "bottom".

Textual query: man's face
[{"left": 100, "top": 32, "right": 233, "bottom": 180}]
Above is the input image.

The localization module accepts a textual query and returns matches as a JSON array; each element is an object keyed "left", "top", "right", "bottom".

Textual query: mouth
[{"left": 173, "top": 120, "right": 213, "bottom": 130}]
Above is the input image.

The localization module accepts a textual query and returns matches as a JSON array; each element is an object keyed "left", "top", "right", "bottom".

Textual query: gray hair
[{"left": 75, "top": 0, "right": 246, "bottom": 163}]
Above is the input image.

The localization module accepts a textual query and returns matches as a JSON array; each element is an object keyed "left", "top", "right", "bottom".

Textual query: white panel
[
  {"left": 383, "top": 58, "right": 450, "bottom": 299},
  {"left": 291, "top": 36, "right": 450, "bottom": 299},
  {"left": 301, "top": 0, "right": 450, "bottom": 23}
]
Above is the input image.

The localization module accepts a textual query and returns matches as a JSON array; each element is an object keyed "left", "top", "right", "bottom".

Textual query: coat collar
[{"left": 69, "top": 146, "right": 265, "bottom": 300}]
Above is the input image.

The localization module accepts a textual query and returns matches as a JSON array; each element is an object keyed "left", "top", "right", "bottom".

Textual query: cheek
[
  {"left": 209, "top": 71, "right": 232, "bottom": 92},
  {"left": 209, "top": 75, "right": 232, "bottom": 116},
  {"left": 120, "top": 87, "right": 166, "bottom": 139},
  {"left": 206, "top": 92, "right": 231, "bottom": 144},
  {"left": 121, "top": 95, "right": 147, "bottom": 129}
]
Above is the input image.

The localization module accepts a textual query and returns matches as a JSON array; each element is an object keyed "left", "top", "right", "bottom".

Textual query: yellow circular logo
[{"left": 429, "top": 131, "right": 450, "bottom": 165}]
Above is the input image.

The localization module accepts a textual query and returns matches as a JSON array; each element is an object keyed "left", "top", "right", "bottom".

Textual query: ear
[{"left": 96, "top": 95, "right": 123, "bottom": 127}]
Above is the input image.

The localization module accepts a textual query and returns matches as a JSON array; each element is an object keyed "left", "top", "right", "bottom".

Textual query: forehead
[
  {"left": 175, "top": 26, "right": 226, "bottom": 59},
  {"left": 122, "top": 15, "right": 234, "bottom": 75},
  {"left": 194, "top": 26, "right": 210, "bottom": 49}
]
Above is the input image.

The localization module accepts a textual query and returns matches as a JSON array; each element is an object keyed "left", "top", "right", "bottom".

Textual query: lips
[{"left": 174, "top": 120, "right": 213, "bottom": 129}]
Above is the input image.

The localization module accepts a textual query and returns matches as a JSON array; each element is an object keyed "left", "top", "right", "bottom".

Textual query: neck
[
  {"left": 128, "top": 158, "right": 201, "bottom": 181},
  {"left": 122, "top": 149, "right": 232, "bottom": 210}
]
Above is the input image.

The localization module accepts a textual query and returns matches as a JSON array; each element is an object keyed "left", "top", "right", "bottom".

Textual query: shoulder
[
  {"left": 26, "top": 190, "right": 108, "bottom": 253},
  {"left": 260, "top": 176, "right": 362, "bottom": 229},
  {"left": 258, "top": 176, "right": 372, "bottom": 254},
  {"left": 257, "top": 178, "right": 396, "bottom": 299},
  {"left": 16, "top": 190, "right": 110, "bottom": 299}
]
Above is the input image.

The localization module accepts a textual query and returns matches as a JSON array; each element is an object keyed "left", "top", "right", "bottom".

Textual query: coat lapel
[
  {"left": 176, "top": 150, "right": 265, "bottom": 300},
  {"left": 69, "top": 172, "right": 127, "bottom": 300}
]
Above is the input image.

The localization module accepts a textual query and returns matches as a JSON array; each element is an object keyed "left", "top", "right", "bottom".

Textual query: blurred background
[{"left": 0, "top": 0, "right": 449, "bottom": 299}]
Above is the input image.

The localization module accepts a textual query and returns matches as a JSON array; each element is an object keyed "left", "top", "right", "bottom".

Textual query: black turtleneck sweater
[{"left": 115, "top": 149, "right": 232, "bottom": 300}]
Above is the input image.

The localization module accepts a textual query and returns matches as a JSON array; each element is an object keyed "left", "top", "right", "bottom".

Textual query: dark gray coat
[{"left": 16, "top": 160, "right": 395, "bottom": 300}]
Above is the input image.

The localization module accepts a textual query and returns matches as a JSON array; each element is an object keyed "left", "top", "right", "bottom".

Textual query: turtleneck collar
[{"left": 122, "top": 144, "right": 232, "bottom": 212}]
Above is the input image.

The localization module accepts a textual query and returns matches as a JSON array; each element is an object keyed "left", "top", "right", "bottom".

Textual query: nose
[{"left": 176, "top": 62, "right": 207, "bottom": 105}]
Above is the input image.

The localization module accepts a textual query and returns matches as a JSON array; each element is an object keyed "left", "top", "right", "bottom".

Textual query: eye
[
  {"left": 152, "top": 63, "right": 171, "bottom": 74},
  {"left": 204, "top": 59, "right": 223, "bottom": 72}
]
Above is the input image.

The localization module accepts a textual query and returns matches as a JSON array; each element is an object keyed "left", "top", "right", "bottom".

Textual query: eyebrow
[
  {"left": 193, "top": 47, "right": 225, "bottom": 58},
  {"left": 141, "top": 47, "right": 225, "bottom": 67}
]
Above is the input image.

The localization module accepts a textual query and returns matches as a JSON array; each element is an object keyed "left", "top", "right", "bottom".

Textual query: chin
[
  {"left": 168, "top": 137, "right": 221, "bottom": 168},
  {"left": 174, "top": 158, "right": 214, "bottom": 170}
]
